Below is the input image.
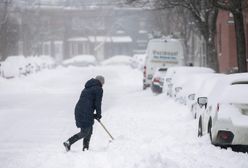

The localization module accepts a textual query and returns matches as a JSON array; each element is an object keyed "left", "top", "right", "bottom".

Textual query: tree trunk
[
  {"left": 0, "top": 1, "right": 9, "bottom": 61},
  {"left": 208, "top": 8, "right": 219, "bottom": 72},
  {"left": 0, "top": 23, "right": 8, "bottom": 61},
  {"left": 233, "top": 12, "right": 247, "bottom": 72},
  {"left": 200, "top": 12, "right": 219, "bottom": 72},
  {"left": 206, "top": 37, "right": 219, "bottom": 72}
]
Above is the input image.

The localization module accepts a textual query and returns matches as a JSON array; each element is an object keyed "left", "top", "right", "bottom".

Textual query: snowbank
[
  {"left": 101, "top": 55, "right": 133, "bottom": 66},
  {"left": 63, "top": 55, "right": 97, "bottom": 67},
  {"left": 0, "top": 66, "right": 247, "bottom": 168}
]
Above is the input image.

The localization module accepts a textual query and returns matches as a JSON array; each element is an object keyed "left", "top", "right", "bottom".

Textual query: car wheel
[
  {"left": 208, "top": 120, "right": 213, "bottom": 144},
  {"left": 198, "top": 117, "right": 203, "bottom": 137}
]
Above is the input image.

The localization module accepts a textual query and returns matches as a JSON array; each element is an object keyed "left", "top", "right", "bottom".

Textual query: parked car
[
  {"left": 197, "top": 73, "right": 248, "bottom": 147},
  {"left": 151, "top": 67, "right": 167, "bottom": 94},
  {"left": 143, "top": 38, "right": 184, "bottom": 90},
  {"left": 38, "top": 55, "right": 56, "bottom": 69},
  {"left": 191, "top": 74, "right": 226, "bottom": 119},
  {"left": 1, "top": 56, "right": 27, "bottom": 78},
  {"left": 177, "top": 73, "right": 220, "bottom": 106},
  {"left": 164, "top": 66, "right": 215, "bottom": 97},
  {"left": 169, "top": 72, "right": 190, "bottom": 98},
  {"left": 63, "top": 55, "right": 96, "bottom": 67},
  {"left": 25, "top": 56, "right": 43, "bottom": 73}
]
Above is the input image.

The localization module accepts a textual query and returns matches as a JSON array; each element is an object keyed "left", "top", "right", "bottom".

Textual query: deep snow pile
[
  {"left": 101, "top": 55, "right": 133, "bottom": 66},
  {"left": 0, "top": 65, "right": 247, "bottom": 168}
]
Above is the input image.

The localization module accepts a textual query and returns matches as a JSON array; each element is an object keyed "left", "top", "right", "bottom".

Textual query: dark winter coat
[{"left": 74, "top": 78, "right": 103, "bottom": 128}]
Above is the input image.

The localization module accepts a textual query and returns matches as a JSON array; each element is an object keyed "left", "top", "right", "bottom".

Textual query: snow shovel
[{"left": 96, "top": 119, "right": 114, "bottom": 141}]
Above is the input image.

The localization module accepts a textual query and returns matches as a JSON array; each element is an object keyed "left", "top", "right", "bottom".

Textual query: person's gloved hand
[{"left": 94, "top": 114, "right": 102, "bottom": 121}]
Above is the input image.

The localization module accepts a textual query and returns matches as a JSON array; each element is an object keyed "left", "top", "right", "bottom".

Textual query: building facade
[
  {"left": 16, "top": 6, "right": 151, "bottom": 63},
  {"left": 216, "top": 10, "right": 248, "bottom": 73}
]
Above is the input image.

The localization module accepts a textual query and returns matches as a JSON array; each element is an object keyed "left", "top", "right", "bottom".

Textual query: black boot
[
  {"left": 63, "top": 141, "right": 71, "bottom": 152},
  {"left": 82, "top": 146, "right": 89, "bottom": 151},
  {"left": 83, "top": 139, "right": 89, "bottom": 151}
]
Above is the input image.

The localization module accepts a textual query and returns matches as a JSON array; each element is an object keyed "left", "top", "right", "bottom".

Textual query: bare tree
[
  {"left": 169, "top": 7, "right": 201, "bottom": 65},
  {"left": 126, "top": 0, "right": 219, "bottom": 71},
  {"left": 0, "top": 0, "right": 12, "bottom": 60},
  {"left": 211, "top": 0, "right": 247, "bottom": 72}
]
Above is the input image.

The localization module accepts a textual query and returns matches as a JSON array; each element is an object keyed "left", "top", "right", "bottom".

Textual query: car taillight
[
  {"left": 217, "top": 131, "right": 234, "bottom": 143},
  {"left": 216, "top": 103, "right": 220, "bottom": 112},
  {"left": 219, "top": 132, "right": 229, "bottom": 140}
]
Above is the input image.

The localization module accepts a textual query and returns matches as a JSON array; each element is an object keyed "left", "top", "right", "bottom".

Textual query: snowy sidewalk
[{"left": 0, "top": 66, "right": 247, "bottom": 168}]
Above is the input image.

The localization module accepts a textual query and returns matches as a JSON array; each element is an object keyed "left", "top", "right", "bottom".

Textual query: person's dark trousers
[{"left": 68, "top": 126, "right": 93, "bottom": 150}]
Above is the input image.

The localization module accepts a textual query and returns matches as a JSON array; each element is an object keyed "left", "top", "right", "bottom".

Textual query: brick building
[{"left": 216, "top": 10, "right": 248, "bottom": 73}]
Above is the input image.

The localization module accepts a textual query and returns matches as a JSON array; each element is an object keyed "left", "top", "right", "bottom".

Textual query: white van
[{"left": 143, "top": 38, "right": 184, "bottom": 89}]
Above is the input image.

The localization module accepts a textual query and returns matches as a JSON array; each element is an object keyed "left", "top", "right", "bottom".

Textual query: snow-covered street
[{"left": 0, "top": 66, "right": 247, "bottom": 168}]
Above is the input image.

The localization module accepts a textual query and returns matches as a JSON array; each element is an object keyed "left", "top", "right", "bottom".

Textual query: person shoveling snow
[{"left": 63, "top": 75, "right": 104, "bottom": 151}]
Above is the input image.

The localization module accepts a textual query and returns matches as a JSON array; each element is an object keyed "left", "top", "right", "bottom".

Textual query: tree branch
[{"left": 211, "top": 0, "right": 235, "bottom": 12}]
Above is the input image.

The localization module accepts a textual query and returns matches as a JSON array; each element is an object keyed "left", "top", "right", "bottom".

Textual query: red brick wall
[
  {"left": 217, "top": 11, "right": 236, "bottom": 73},
  {"left": 217, "top": 9, "right": 248, "bottom": 73}
]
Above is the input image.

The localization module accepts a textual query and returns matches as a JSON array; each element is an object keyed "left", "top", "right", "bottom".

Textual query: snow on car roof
[
  {"left": 225, "top": 73, "right": 248, "bottom": 83},
  {"left": 164, "top": 66, "right": 215, "bottom": 80},
  {"left": 181, "top": 73, "right": 221, "bottom": 95},
  {"left": 196, "top": 74, "right": 226, "bottom": 97},
  {"left": 208, "top": 73, "right": 248, "bottom": 103},
  {"left": 171, "top": 66, "right": 215, "bottom": 73},
  {"left": 220, "top": 84, "right": 248, "bottom": 104}
]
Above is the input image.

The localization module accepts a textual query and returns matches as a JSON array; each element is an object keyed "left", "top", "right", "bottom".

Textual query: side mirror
[
  {"left": 197, "top": 97, "right": 208, "bottom": 107},
  {"left": 175, "top": 87, "right": 182, "bottom": 93},
  {"left": 188, "top": 94, "right": 195, "bottom": 100}
]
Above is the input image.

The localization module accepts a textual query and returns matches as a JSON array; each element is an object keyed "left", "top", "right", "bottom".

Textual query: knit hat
[{"left": 95, "top": 75, "right": 105, "bottom": 85}]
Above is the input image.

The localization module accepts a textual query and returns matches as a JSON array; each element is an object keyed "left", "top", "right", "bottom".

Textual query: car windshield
[{"left": 220, "top": 84, "right": 248, "bottom": 104}]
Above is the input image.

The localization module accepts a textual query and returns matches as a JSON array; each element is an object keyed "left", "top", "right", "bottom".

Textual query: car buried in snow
[
  {"left": 197, "top": 73, "right": 248, "bottom": 147},
  {"left": 191, "top": 74, "right": 226, "bottom": 119},
  {"left": 1, "top": 56, "right": 27, "bottom": 78},
  {"left": 179, "top": 73, "right": 226, "bottom": 108},
  {"left": 164, "top": 66, "right": 215, "bottom": 98},
  {"left": 151, "top": 67, "right": 167, "bottom": 94}
]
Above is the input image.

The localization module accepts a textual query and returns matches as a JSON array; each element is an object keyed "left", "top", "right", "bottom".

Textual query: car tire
[
  {"left": 198, "top": 117, "right": 203, "bottom": 137},
  {"left": 208, "top": 119, "right": 213, "bottom": 144}
]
